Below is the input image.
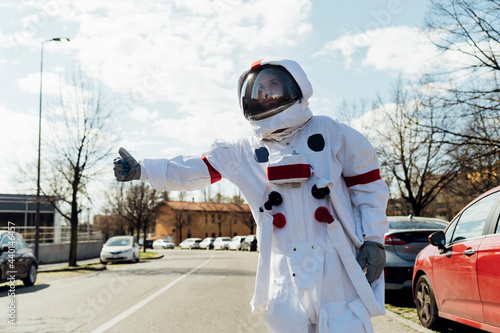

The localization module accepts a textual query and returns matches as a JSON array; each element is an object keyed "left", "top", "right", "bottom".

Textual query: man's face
[{"left": 254, "top": 72, "right": 284, "bottom": 110}]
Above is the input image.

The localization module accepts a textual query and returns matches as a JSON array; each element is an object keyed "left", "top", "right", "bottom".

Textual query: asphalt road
[{"left": 1, "top": 249, "right": 431, "bottom": 333}]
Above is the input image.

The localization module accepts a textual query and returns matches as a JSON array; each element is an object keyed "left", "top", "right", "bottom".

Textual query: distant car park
[
  {"left": 241, "top": 235, "right": 257, "bottom": 251},
  {"left": 138, "top": 239, "right": 154, "bottom": 249},
  {"left": 152, "top": 239, "right": 175, "bottom": 249},
  {"left": 190, "top": 239, "right": 202, "bottom": 250},
  {"left": 0, "top": 231, "right": 38, "bottom": 286},
  {"left": 100, "top": 236, "right": 140, "bottom": 264},
  {"left": 228, "top": 236, "right": 246, "bottom": 251},
  {"left": 213, "top": 237, "right": 232, "bottom": 250},
  {"left": 179, "top": 238, "right": 202, "bottom": 250},
  {"left": 199, "top": 237, "right": 214, "bottom": 250}
]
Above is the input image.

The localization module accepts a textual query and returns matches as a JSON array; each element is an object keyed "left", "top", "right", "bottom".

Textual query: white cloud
[
  {"left": 45, "top": 0, "right": 312, "bottom": 148},
  {"left": 152, "top": 108, "right": 251, "bottom": 146},
  {"left": 21, "top": 0, "right": 312, "bottom": 99},
  {"left": 309, "top": 96, "right": 334, "bottom": 117},
  {"left": 1, "top": 105, "right": 39, "bottom": 192},
  {"left": 314, "top": 26, "right": 442, "bottom": 74},
  {"left": 17, "top": 71, "right": 72, "bottom": 95},
  {"left": 129, "top": 106, "right": 158, "bottom": 122}
]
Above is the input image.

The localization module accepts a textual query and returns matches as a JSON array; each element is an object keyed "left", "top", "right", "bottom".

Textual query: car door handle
[{"left": 463, "top": 249, "right": 476, "bottom": 256}]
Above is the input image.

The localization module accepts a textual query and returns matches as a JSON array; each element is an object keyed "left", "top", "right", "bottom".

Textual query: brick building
[{"left": 155, "top": 201, "right": 255, "bottom": 245}]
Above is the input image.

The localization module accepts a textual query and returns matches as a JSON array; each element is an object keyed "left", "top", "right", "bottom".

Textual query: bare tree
[
  {"left": 230, "top": 192, "right": 245, "bottom": 205},
  {"left": 240, "top": 215, "right": 255, "bottom": 235},
  {"left": 41, "top": 68, "right": 113, "bottom": 266},
  {"left": 93, "top": 210, "right": 128, "bottom": 241},
  {"left": 214, "top": 211, "right": 227, "bottom": 237},
  {"left": 372, "top": 78, "right": 459, "bottom": 216},
  {"left": 172, "top": 209, "right": 190, "bottom": 244},
  {"left": 334, "top": 98, "right": 372, "bottom": 131},
  {"left": 425, "top": 0, "right": 500, "bottom": 161},
  {"left": 109, "top": 182, "right": 164, "bottom": 252}
]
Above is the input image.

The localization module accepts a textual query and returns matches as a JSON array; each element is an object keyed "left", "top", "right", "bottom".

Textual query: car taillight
[{"left": 384, "top": 234, "right": 409, "bottom": 245}]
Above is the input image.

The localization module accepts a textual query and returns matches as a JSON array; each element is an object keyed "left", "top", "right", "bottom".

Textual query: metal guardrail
[{"left": 0, "top": 226, "right": 102, "bottom": 244}]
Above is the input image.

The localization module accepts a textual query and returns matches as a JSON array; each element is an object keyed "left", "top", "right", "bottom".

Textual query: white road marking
[{"left": 91, "top": 254, "right": 214, "bottom": 333}]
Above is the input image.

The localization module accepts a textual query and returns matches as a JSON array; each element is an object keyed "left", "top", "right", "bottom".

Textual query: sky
[{"left": 0, "top": 0, "right": 439, "bottom": 211}]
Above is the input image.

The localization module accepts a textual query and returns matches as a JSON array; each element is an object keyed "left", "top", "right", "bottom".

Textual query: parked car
[
  {"left": 199, "top": 237, "right": 215, "bottom": 250},
  {"left": 384, "top": 215, "right": 448, "bottom": 290},
  {"left": 100, "top": 236, "right": 140, "bottom": 264},
  {"left": 228, "top": 236, "right": 246, "bottom": 251},
  {"left": 0, "top": 231, "right": 38, "bottom": 286},
  {"left": 138, "top": 239, "right": 154, "bottom": 249},
  {"left": 190, "top": 239, "right": 202, "bottom": 250},
  {"left": 152, "top": 239, "right": 175, "bottom": 249},
  {"left": 213, "top": 237, "right": 232, "bottom": 250},
  {"left": 179, "top": 238, "right": 202, "bottom": 250},
  {"left": 241, "top": 234, "right": 258, "bottom": 251},
  {"left": 413, "top": 186, "right": 500, "bottom": 331}
]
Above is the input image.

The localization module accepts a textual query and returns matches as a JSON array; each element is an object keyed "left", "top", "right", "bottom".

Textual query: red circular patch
[
  {"left": 315, "top": 207, "right": 334, "bottom": 224},
  {"left": 273, "top": 213, "right": 286, "bottom": 228}
]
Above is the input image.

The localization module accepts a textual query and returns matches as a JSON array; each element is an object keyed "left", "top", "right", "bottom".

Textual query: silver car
[
  {"left": 100, "top": 236, "right": 140, "bottom": 264},
  {"left": 152, "top": 239, "right": 175, "bottom": 249},
  {"left": 384, "top": 215, "right": 448, "bottom": 290}
]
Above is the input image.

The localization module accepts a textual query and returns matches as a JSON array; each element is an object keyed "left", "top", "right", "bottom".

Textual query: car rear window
[
  {"left": 389, "top": 221, "right": 448, "bottom": 230},
  {"left": 391, "top": 231, "right": 439, "bottom": 243}
]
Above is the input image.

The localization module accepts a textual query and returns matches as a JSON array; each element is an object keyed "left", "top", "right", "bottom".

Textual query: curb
[
  {"left": 39, "top": 265, "right": 106, "bottom": 273},
  {"left": 140, "top": 254, "right": 165, "bottom": 260},
  {"left": 385, "top": 309, "right": 434, "bottom": 333},
  {"left": 39, "top": 255, "right": 164, "bottom": 272}
]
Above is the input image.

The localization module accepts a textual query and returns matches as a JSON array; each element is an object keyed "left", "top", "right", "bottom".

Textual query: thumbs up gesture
[{"left": 113, "top": 147, "right": 141, "bottom": 181}]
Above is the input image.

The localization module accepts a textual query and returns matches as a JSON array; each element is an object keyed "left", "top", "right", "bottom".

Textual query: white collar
[{"left": 249, "top": 103, "right": 313, "bottom": 141}]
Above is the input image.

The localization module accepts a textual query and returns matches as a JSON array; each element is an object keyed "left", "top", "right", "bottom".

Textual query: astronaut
[{"left": 114, "top": 58, "right": 389, "bottom": 333}]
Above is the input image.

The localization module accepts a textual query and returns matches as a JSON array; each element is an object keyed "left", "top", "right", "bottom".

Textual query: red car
[{"left": 412, "top": 186, "right": 500, "bottom": 332}]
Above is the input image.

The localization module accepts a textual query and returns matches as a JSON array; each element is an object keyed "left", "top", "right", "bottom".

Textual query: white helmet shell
[{"left": 238, "top": 58, "right": 313, "bottom": 120}]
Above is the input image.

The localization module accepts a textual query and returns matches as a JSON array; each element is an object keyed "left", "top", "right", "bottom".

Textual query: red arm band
[
  {"left": 344, "top": 169, "right": 381, "bottom": 187},
  {"left": 201, "top": 155, "right": 222, "bottom": 184}
]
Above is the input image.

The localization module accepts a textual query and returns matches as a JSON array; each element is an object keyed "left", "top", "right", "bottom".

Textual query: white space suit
[{"left": 136, "top": 58, "right": 389, "bottom": 332}]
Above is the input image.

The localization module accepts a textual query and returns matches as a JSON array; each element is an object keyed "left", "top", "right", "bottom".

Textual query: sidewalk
[
  {"left": 373, "top": 311, "right": 433, "bottom": 333},
  {"left": 38, "top": 257, "right": 103, "bottom": 272}
]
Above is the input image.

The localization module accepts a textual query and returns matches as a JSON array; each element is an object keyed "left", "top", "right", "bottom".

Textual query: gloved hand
[
  {"left": 113, "top": 147, "right": 141, "bottom": 182},
  {"left": 357, "top": 241, "right": 386, "bottom": 284}
]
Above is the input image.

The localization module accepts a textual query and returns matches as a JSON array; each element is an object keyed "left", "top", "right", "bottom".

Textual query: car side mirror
[{"left": 429, "top": 231, "right": 446, "bottom": 252}]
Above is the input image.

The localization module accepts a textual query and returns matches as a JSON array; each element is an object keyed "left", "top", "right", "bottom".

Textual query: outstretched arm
[{"left": 113, "top": 147, "right": 221, "bottom": 192}]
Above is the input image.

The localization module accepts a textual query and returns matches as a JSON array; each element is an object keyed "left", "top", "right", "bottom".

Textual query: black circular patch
[
  {"left": 307, "top": 134, "right": 325, "bottom": 152},
  {"left": 254, "top": 147, "right": 269, "bottom": 163}
]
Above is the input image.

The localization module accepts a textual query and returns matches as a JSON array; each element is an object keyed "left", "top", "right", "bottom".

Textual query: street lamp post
[{"left": 35, "top": 37, "right": 70, "bottom": 260}]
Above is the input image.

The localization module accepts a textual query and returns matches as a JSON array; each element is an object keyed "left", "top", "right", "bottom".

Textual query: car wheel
[
  {"left": 22, "top": 264, "right": 37, "bottom": 286},
  {"left": 132, "top": 253, "right": 138, "bottom": 263},
  {"left": 100, "top": 259, "right": 108, "bottom": 265},
  {"left": 415, "top": 275, "right": 441, "bottom": 330}
]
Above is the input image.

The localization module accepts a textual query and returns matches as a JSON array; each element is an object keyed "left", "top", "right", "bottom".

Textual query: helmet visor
[{"left": 241, "top": 65, "right": 302, "bottom": 120}]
